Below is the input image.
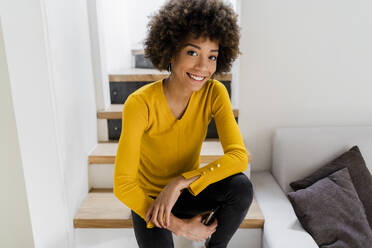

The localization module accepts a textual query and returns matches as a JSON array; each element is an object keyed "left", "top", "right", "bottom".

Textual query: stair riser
[
  {"left": 75, "top": 228, "right": 262, "bottom": 248},
  {"left": 97, "top": 119, "right": 108, "bottom": 142}
]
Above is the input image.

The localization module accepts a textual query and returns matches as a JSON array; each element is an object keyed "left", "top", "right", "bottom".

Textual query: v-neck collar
[{"left": 160, "top": 78, "right": 195, "bottom": 122}]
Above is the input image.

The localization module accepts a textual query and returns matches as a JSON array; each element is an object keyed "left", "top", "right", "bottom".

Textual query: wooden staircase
[{"left": 74, "top": 69, "right": 264, "bottom": 248}]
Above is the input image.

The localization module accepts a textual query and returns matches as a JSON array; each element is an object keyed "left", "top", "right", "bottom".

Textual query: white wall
[
  {"left": 42, "top": 0, "right": 98, "bottom": 245},
  {"left": 0, "top": 18, "right": 35, "bottom": 248},
  {"left": 0, "top": 0, "right": 98, "bottom": 247},
  {"left": 99, "top": 0, "right": 167, "bottom": 72},
  {"left": 240, "top": 0, "right": 372, "bottom": 171},
  {"left": 87, "top": 0, "right": 111, "bottom": 110}
]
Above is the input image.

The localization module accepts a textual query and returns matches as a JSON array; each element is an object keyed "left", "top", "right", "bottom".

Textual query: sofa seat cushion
[
  {"left": 251, "top": 171, "right": 318, "bottom": 248},
  {"left": 288, "top": 168, "right": 372, "bottom": 247},
  {"left": 290, "top": 146, "right": 372, "bottom": 228}
]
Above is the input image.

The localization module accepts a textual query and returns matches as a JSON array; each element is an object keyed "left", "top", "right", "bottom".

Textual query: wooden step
[
  {"left": 88, "top": 140, "right": 252, "bottom": 164},
  {"left": 109, "top": 68, "right": 232, "bottom": 82},
  {"left": 74, "top": 188, "right": 264, "bottom": 228},
  {"left": 97, "top": 104, "right": 239, "bottom": 120}
]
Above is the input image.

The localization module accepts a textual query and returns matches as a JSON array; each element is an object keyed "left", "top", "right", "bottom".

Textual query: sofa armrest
[{"left": 251, "top": 171, "right": 318, "bottom": 248}]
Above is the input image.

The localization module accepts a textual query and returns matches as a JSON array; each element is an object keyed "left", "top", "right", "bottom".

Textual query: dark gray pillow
[
  {"left": 290, "top": 145, "right": 372, "bottom": 228},
  {"left": 288, "top": 168, "right": 372, "bottom": 247}
]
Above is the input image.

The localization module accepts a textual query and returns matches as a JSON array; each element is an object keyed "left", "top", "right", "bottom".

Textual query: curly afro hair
[{"left": 144, "top": 0, "right": 241, "bottom": 74}]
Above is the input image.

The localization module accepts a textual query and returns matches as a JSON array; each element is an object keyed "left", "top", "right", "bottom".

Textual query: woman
[{"left": 113, "top": 0, "right": 254, "bottom": 247}]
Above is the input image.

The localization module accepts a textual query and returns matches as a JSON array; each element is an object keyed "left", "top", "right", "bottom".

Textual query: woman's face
[{"left": 170, "top": 36, "right": 219, "bottom": 92}]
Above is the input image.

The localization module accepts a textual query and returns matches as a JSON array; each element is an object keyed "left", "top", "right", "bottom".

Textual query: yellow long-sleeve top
[{"left": 113, "top": 78, "right": 248, "bottom": 229}]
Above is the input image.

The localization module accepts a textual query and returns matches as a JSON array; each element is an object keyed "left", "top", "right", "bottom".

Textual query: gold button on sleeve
[
  {"left": 209, "top": 167, "right": 214, "bottom": 171},
  {"left": 217, "top": 163, "right": 221, "bottom": 168}
]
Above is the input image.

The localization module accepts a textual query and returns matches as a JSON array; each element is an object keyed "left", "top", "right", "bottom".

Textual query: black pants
[{"left": 131, "top": 172, "right": 254, "bottom": 248}]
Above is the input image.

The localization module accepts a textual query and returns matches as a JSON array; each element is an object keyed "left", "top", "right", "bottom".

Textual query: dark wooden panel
[{"left": 110, "top": 81, "right": 152, "bottom": 104}]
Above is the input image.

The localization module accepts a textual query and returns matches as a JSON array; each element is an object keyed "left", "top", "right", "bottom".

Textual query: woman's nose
[{"left": 194, "top": 57, "right": 209, "bottom": 71}]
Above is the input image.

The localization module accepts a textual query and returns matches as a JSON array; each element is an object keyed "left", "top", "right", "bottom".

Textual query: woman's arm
[
  {"left": 145, "top": 174, "right": 201, "bottom": 228},
  {"left": 180, "top": 80, "right": 249, "bottom": 196},
  {"left": 113, "top": 94, "right": 157, "bottom": 228}
]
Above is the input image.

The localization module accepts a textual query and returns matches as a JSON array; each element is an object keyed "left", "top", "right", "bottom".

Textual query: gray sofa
[{"left": 251, "top": 126, "right": 372, "bottom": 248}]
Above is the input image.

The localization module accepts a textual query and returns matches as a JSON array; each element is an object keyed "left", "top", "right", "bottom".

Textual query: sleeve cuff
[
  {"left": 181, "top": 169, "right": 209, "bottom": 196},
  {"left": 182, "top": 169, "right": 202, "bottom": 179}
]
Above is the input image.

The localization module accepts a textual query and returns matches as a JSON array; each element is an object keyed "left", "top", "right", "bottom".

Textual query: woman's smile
[{"left": 187, "top": 72, "right": 206, "bottom": 82}]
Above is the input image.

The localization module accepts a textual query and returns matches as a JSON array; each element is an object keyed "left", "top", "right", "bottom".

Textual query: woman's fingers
[
  {"left": 194, "top": 215, "right": 202, "bottom": 222},
  {"left": 151, "top": 205, "right": 161, "bottom": 228},
  {"left": 158, "top": 205, "right": 165, "bottom": 228},
  {"left": 208, "top": 218, "right": 218, "bottom": 234},
  {"left": 165, "top": 208, "right": 171, "bottom": 228},
  {"left": 145, "top": 205, "right": 154, "bottom": 223},
  {"left": 210, "top": 218, "right": 218, "bottom": 229}
]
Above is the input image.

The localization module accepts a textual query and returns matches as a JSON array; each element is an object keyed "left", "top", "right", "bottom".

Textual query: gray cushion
[
  {"left": 288, "top": 168, "right": 372, "bottom": 247},
  {"left": 290, "top": 146, "right": 372, "bottom": 228}
]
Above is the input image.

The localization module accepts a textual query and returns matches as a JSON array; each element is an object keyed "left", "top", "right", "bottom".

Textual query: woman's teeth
[{"left": 188, "top": 73, "right": 205, "bottom": 81}]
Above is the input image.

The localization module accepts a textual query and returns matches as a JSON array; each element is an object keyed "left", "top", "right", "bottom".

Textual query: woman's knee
[{"left": 226, "top": 173, "right": 254, "bottom": 208}]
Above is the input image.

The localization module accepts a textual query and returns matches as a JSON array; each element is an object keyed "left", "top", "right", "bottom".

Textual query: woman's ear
[{"left": 168, "top": 56, "right": 175, "bottom": 73}]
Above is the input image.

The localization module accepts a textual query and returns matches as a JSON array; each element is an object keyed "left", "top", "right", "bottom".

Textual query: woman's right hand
[{"left": 178, "top": 214, "right": 218, "bottom": 242}]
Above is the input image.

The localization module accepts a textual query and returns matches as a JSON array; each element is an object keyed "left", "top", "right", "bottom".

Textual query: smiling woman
[{"left": 113, "top": 1, "right": 253, "bottom": 248}]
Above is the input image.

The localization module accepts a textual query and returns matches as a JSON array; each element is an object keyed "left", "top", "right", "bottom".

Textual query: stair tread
[
  {"left": 74, "top": 189, "right": 264, "bottom": 228},
  {"left": 88, "top": 140, "right": 252, "bottom": 164},
  {"left": 109, "top": 69, "right": 231, "bottom": 82},
  {"left": 97, "top": 104, "right": 239, "bottom": 119}
]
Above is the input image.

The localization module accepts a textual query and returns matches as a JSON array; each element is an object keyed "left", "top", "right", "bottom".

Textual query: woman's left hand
[{"left": 145, "top": 176, "right": 185, "bottom": 229}]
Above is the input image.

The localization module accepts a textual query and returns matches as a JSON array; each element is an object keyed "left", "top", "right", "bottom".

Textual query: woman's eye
[
  {"left": 209, "top": 55, "right": 217, "bottom": 61},
  {"left": 187, "top": 50, "right": 198, "bottom": 56}
]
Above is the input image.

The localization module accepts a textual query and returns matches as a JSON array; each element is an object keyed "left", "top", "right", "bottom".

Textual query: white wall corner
[
  {"left": 87, "top": 0, "right": 111, "bottom": 111},
  {"left": 0, "top": 17, "right": 35, "bottom": 248},
  {"left": 39, "top": 1, "right": 73, "bottom": 246}
]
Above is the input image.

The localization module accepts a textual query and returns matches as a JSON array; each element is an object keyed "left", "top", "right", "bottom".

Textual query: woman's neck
[{"left": 163, "top": 75, "right": 193, "bottom": 103}]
